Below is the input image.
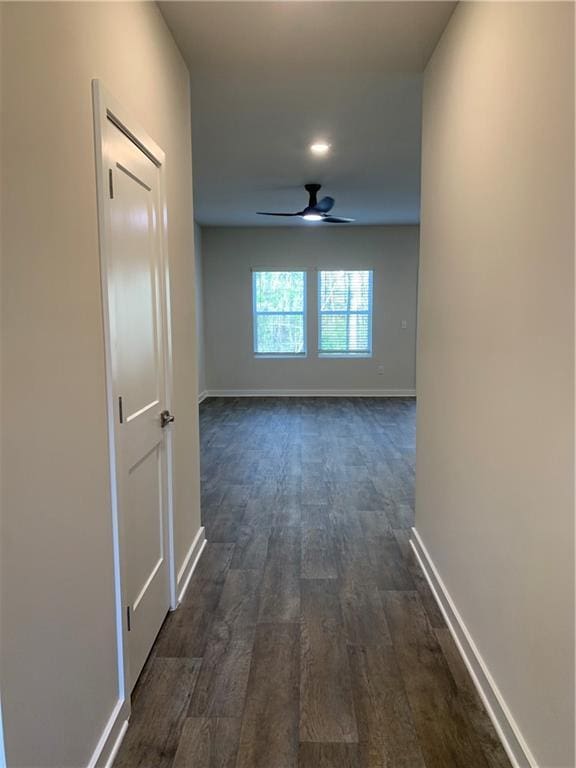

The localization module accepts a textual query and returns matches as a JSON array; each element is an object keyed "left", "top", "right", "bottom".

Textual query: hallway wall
[
  {"left": 416, "top": 2, "right": 574, "bottom": 766},
  {"left": 202, "top": 225, "right": 419, "bottom": 394},
  {"left": 0, "top": 3, "right": 201, "bottom": 766},
  {"left": 195, "top": 222, "right": 207, "bottom": 398}
]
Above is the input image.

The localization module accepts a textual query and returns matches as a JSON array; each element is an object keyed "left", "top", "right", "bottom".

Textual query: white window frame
[
  {"left": 317, "top": 269, "right": 374, "bottom": 358},
  {"left": 252, "top": 269, "right": 307, "bottom": 358}
]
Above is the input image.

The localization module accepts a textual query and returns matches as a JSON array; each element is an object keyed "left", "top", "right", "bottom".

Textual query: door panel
[
  {"left": 125, "top": 446, "right": 163, "bottom": 611},
  {"left": 113, "top": 164, "right": 160, "bottom": 419},
  {"left": 107, "top": 119, "right": 170, "bottom": 690}
]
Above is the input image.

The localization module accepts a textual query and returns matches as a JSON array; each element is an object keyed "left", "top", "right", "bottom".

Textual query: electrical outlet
[{"left": 377, "top": 365, "right": 385, "bottom": 375}]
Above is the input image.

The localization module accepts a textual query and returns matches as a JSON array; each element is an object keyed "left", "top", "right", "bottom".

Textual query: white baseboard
[
  {"left": 86, "top": 698, "right": 129, "bottom": 768},
  {"left": 198, "top": 390, "right": 209, "bottom": 404},
  {"left": 410, "top": 528, "right": 537, "bottom": 768},
  {"left": 203, "top": 388, "right": 416, "bottom": 398},
  {"left": 176, "top": 526, "right": 207, "bottom": 605}
]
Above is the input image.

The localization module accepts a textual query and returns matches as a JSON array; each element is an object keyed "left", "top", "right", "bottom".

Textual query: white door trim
[
  {"left": 91, "top": 80, "right": 176, "bottom": 764},
  {"left": 0, "top": 694, "right": 6, "bottom": 768}
]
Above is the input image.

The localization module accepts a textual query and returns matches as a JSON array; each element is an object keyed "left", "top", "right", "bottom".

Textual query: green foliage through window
[{"left": 253, "top": 271, "right": 306, "bottom": 355}]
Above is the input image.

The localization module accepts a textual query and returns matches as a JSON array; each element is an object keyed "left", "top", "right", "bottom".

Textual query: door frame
[{"left": 92, "top": 80, "right": 177, "bottom": 714}]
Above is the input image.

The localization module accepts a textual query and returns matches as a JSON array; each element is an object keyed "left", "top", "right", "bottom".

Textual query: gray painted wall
[
  {"left": 202, "top": 226, "right": 419, "bottom": 393},
  {"left": 417, "top": 2, "right": 574, "bottom": 765},
  {"left": 1, "top": 3, "right": 201, "bottom": 765},
  {"left": 195, "top": 222, "right": 206, "bottom": 396}
]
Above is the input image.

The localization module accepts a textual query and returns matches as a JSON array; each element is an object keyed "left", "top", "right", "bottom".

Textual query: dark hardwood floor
[{"left": 114, "top": 397, "right": 511, "bottom": 768}]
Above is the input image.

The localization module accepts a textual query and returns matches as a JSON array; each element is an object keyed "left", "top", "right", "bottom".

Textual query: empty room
[{"left": 0, "top": 2, "right": 574, "bottom": 768}]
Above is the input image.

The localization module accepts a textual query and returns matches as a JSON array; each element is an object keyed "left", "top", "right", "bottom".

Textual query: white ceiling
[{"left": 159, "top": 1, "right": 456, "bottom": 226}]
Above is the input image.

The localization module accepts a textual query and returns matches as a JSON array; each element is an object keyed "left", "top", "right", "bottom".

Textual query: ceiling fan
[{"left": 257, "top": 183, "right": 355, "bottom": 223}]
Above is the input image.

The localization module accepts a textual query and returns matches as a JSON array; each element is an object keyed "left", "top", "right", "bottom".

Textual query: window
[
  {"left": 318, "top": 270, "right": 373, "bottom": 356},
  {"left": 253, "top": 270, "right": 306, "bottom": 356}
]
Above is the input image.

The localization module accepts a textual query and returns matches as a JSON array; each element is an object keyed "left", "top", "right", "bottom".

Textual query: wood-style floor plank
[
  {"left": 258, "top": 526, "right": 301, "bottom": 623},
  {"left": 230, "top": 523, "right": 270, "bottom": 570},
  {"left": 206, "top": 506, "right": 246, "bottom": 543},
  {"left": 214, "top": 568, "right": 261, "bottom": 635},
  {"left": 172, "top": 717, "right": 241, "bottom": 768},
  {"left": 180, "top": 543, "right": 235, "bottom": 612},
  {"left": 367, "top": 533, "right": 414, "bottom": 591},
  {"left": 356, "top": 509, "right": 394, "bottom": 538},
  {"left": 235, "top": 623, "right": 300, "bottom": 768},
  {"left": 155, "top": 604, "right": 213, "bottom": 659},
  {"left": 301, "top": 527, "right": 337, "bottom": 579},
  {"left": 386, "top": 501, "right": 415, "bottom": 530},
  {"left": 300, "top": 579, "right": 358, "bottom": 743},
  {"left": 114, "top": 657, "right": 201, "bottom": 768},
  {"left": 329, "top": 510, "right": 376, "bottom": 585},
  {"left": 298, "top": 743, "right": 360, "bottom": 768},
  {"left": 338, "top": 575, "right": 392, "bottom": 647},
  {"left": 384, "top": 590, "right": 491, "bottom": 768},
  {"left": 334, "top": 479, "right": 388, "bottom": 511},
  {"left": 187, "top": 622, "right": 254, "bottom": 718},
  {"left": 348, "top": 643, "right": 426, "bottom": 768},
  {"left": 300, "top": 503, "right": 330, "bottom": 529}
]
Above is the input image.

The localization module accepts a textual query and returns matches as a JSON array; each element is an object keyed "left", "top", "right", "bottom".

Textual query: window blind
[{"left": 318, "top": 270, "right": 373, "bottom": 355}]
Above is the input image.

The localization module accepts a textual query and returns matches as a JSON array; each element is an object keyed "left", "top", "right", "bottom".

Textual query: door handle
[{"left": 160, "top": 410, "right": 175, "bottom": 428}]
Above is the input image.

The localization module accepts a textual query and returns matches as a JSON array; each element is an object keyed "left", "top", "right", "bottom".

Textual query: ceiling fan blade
[
  {"left": 314, "top": 196, "right": 335, "bottom": 214},
  {"left": 322, "top": 216, "right": 355, "bottom": 223},
  {"left": 256, "top": 212, "right": 301, "bottom": 216}
]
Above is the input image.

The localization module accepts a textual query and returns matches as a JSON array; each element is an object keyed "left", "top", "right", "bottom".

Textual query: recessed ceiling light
[
  {"left": 310, "top": 142, "right": 330, "bottom": 155},
  {"left": 303, "top": 213, "right": 323, "bottom": 221}
]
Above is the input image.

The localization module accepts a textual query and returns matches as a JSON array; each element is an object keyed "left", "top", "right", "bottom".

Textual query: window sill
[
  {"left": 318, "top": 353, "right": 372, "bottom": 359},
  {"left": 254, "top": 354, "right": 308, "bottom": 359}
]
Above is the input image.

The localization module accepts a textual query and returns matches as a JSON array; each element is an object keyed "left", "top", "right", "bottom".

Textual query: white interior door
[{"left": 106, "top": 120, "right": 172, "bottom": 691}]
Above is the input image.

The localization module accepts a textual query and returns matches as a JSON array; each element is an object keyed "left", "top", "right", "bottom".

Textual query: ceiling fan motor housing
[
  {"left": 305, "top": 182, "right": 322, "bottom": 209},
  {"left": 256, "top": 183, "right": 353, "bottom": 223}
]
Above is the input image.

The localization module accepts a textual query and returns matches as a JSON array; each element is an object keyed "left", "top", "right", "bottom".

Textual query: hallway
[{"left": 114, "top": 397, "right": 511, "bottom": 768}]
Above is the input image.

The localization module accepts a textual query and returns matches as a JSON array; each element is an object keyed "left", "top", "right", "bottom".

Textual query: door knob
[{"left": 160, "top": 410, "right": 175, "bottom": 428}]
